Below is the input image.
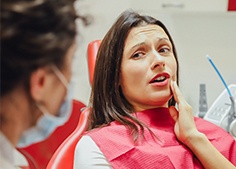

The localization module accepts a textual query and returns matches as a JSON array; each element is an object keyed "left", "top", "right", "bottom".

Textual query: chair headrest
[{"left": 87, "top": 40, "right": 102, "bottom": 85}]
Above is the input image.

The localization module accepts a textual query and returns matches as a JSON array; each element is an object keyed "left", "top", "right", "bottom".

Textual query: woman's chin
[{"left": 148, "top": 96, "right": 171, "bottom": 108}]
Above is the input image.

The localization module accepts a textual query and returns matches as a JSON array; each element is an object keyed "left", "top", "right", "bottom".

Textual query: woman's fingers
[
  {"left": 171, "top": 81, "right": 190, "bottom": 108},
  {"left": 170, "top": 80, "right": 197, "bottom": 143},
  {"left": 171, "top": 81, "right": 180, "bottom": 104}
]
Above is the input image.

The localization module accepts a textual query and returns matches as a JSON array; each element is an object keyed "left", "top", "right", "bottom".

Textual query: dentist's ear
[{"left": 30, "top": 68, "right": 49, "bottom": 101}]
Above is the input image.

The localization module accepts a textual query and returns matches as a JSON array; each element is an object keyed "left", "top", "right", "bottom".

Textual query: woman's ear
[{"left": 30, "top": 68, "right": 48, "bottom": 101}]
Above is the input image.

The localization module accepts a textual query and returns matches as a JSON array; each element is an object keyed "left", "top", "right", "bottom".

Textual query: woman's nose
[{"left": 151, "top": 51, "right": 165, "bottom": 70}]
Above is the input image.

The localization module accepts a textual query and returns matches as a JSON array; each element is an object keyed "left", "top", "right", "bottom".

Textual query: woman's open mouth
[{"left": 150, "top": 72, "right": 170, "bottom": 87}]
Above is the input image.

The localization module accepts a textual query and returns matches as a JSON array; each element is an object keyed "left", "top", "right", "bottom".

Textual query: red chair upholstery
[
  {"left": 46, "top": 107, "right": 90, "bottom": 169},
  {"left": 43, "top": 40, "right": 101, "bottom": 169},
  {"left": 87, "top": 40, "right": 102, "bottom": 85},
  {"left": 17, "top": 99, "right": 86, "bottom": 169}
]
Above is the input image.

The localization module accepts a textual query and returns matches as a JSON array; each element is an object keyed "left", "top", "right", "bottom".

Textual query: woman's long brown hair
[{"left": 88, "top": 10, "right": 179, "bottom": 142}]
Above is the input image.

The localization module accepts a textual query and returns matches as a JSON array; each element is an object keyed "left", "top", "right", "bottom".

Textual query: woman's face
[{"left": 120, "top": 24, "right": 177, "bottom": 112}]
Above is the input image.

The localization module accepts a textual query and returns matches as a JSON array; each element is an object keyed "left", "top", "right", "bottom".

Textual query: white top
[
  {"left": 74, "top": 135, "right": 112, "bottom": 169},
  {"left": 0, "top": 132, "right": 28, "bottom": 169}
]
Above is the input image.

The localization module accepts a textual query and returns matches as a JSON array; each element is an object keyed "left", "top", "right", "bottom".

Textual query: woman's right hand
[
  {"left": 169, "top": 81, "right": 236, "bottom": 169},
  {"left": 168, "top": 81, "right": 201, "bottom": 145}
]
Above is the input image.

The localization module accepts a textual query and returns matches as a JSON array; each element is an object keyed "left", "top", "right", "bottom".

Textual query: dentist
[{"left": 1, "top": 0, "right": 83, "bottom": 168}]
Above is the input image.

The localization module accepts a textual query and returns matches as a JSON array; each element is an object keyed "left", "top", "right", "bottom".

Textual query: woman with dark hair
[
  {"left": 0, "top": 0, "right": 86, "bottom": 168},
  {"left": 74, "top": 10, "right": 236, "bottom": 168}
]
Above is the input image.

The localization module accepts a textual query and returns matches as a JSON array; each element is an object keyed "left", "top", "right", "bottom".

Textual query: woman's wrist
[
  {"left": 184, "top": 130, "right": 207, "bottom": 149},
  {"left": 183, "top": 130, "right": 235, "bottom": 169}
]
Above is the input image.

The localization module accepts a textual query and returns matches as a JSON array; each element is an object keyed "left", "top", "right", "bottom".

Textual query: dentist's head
[{"left": 1, "top": 0, "right": 79, "bottom": 147}]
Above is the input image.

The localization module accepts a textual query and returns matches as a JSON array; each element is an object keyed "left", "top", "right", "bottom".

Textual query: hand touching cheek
[{"left": 169, "top": 81, "right": 200, "bottom": 144}]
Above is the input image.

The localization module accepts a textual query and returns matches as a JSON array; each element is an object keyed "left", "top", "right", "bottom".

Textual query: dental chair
[
  {"left": 45, "top": 40, "right": 101, "bottom": 169},
  {"left": 17, "top": 99, "right": 86, "bottom": 169},
  {"left": 46, "top": 107, "right": 90, "bottom": 169},
  {"left": 87, "top": 40, "right": 102, "bottom": 85}
]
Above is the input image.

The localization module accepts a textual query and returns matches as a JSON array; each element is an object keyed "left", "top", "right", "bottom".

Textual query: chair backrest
[
  {"left": 17, "top": 100, "right": 85, "bottom": 169},
  {"left": 46, "top": 107, "right": 90, "bottom": 169},
  {"left": 87, "top": 40, "right": 102, "bottom": 85},
  {"left": 45, "top": 40, "right": 101, "bottom": 169}
]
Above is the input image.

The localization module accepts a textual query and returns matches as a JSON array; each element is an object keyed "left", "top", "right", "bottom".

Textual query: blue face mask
[{"left": 17, "top": 65, "right": 73, "bottom": 147}]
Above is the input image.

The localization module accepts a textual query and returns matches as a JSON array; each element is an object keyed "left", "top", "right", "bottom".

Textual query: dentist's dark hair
[
  {"left": 89, "top": 10, "right": 179, "bottom": 142},
  {"left": 1, "top": 0, "right": 89, "bottom": 97}
]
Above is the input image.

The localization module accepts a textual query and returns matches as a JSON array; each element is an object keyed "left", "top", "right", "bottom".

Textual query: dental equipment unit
[{"left": 203, "top": 55, "right": 236, "bottom": 138}]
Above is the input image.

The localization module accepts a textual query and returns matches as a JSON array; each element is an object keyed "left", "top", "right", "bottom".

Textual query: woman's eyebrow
[
  {"left": 130, "top": 37, "right": 170, "bottom": 50},
  {"left": 158, "top": 37, "right": 170, "bottom": 43},
  {"left": 130, "top": 42, "right": 145, "bottom": 50},
  {"left": 159, "top": 38, "right": 172, "bottom": 47}
]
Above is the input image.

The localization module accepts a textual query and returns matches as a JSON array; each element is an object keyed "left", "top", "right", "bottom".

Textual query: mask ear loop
[
  {"left": 36, "top": 102, "right": 51, "bottom": 117},
  {"left": 36, "top": 65, "right": 69, "bottom": 117},
  {"left": 51, "top": 64, "right": 69, "bottom": 88}
]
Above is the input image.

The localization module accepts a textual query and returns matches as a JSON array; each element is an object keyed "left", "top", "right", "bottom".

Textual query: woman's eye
[
  {"left": 159, "top": 47, "right": 170, "bottom": 53},
  {"left": 131, "top": 52, "right": 144, "bottom": 59}
]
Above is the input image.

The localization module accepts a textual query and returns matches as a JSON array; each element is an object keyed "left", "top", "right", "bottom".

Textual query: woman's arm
[
  {"left": 74, "top": 135, "right": 112, "bottom": 169},
  {"left": 169, "top": 81, "right": 236, "bottom": 169}
]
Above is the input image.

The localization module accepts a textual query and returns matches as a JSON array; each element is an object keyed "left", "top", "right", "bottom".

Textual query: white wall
[{"left": 72, "top": 0, "right": 236, "bottom": 114}]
